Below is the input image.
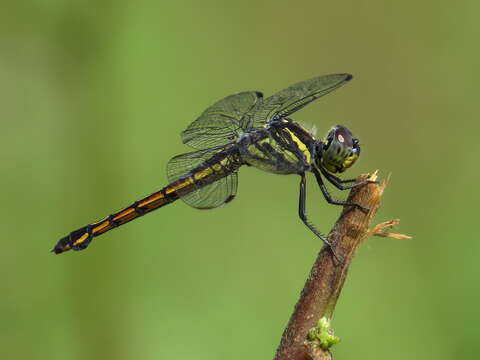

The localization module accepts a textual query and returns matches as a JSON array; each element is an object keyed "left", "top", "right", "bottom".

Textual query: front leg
[
  {"left": 312, "top": 168, "right": 369, "bottom": 212},
  {"left": 319, "top": 166, "right": 374, "bottom": 190}
]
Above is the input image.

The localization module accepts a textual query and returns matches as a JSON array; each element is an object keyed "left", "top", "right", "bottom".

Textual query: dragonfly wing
[
  {"left": 244, "top": 74, "right": 352, "bottom": 129},
  {"left": 180, "top": 173, "right": 238, "bottom": 209},
  {"left": 182, "top": 91, "right": 263, "bottom": 149},
  {"left": 166, "top": 148, "right": 239, "bottom": 209}
]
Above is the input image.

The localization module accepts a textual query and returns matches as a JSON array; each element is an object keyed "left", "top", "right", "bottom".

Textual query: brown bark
[{"left": 274, "top": 172, "right": 407, "bottom": 360}]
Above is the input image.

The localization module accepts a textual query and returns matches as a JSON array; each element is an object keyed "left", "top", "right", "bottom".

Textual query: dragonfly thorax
[{"left": 317, "top": 125, "right": 360, "bottom": 173}]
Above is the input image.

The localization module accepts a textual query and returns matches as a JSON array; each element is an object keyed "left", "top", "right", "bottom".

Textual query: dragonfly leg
[
  {"left": 313, "top": 168, "right": 369, "bottom": 212},
  {"left": 298, "top": 173, "right": 342, "bottom": 262},
  {"left": 319, "top": 166, "right": 374, "bottom": 190}
]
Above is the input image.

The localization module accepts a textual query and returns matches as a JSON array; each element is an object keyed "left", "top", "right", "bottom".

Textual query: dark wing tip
[
  {"left": 345, "top": 74, "right": 353, "bottom": 81},
  {"left": 255, "top": 91, "right": 264, "bottom": 99},
  {"left": 224, "top": 194, "right": 235, "bottom": 204}
]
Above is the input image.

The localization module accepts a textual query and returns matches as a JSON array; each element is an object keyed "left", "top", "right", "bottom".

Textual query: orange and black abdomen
[
  {"left": 52, "top": 185, "right": 180, "bottom": 254},
  {"left": 52, "top": 149, "right": 242, "bottom": 254}
]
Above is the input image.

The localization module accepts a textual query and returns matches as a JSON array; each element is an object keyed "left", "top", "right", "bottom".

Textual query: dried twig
[{"left": 274, "top": 172, "right": 409, "bottom": 360}]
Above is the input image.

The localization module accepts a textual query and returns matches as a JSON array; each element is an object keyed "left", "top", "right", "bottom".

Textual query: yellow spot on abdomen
[
  {"left": 194, "top": 167, "right": 214, "bottom": 180},
  {"left": 165, "top": 177, "right": 194, "bottom": 194},
  {"left": 72, "top": 233, "right": 89, "bottom": 246}
]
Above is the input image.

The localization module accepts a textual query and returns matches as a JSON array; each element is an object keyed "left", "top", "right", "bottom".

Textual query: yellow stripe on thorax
[{"left": 283, "top": 128, "right": 311, "bottom": 164}]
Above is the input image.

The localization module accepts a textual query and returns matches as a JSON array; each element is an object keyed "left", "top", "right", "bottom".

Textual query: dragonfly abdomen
[
  {"left": 52, "top": 187, "right": 179, "bottom": 254},
  {"left": 52, "top": 149, "right": 243, "bottom": 254}
]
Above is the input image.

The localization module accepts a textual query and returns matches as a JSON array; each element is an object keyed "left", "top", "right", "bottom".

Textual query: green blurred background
[{"left": 2, "top": 1, "right": 478, "bottom": 359}]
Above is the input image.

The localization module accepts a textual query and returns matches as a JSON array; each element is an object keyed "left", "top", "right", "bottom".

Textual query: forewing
[
  {"left": 182, "top": 91, "right": 263, "bottom": 149},
  {"left": 244, "top": 74, "right": 352, "bottom": 128},
  {"left": 166, "top": 148, "right": 239, "bottom": 209}
]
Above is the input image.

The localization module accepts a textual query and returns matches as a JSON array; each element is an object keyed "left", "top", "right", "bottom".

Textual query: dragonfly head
[{"left": 316, "top": 125, "right": 360, "bottom": 173}]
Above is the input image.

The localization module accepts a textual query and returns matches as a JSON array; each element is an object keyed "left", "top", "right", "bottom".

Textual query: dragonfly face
[{"left": 318, "top": 125, "right": 360, "bottom": 174}]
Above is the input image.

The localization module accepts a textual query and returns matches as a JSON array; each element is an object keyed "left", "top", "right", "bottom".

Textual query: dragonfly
[{"left": 52, "top": 73, "right": 369, "bottom": 258}]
